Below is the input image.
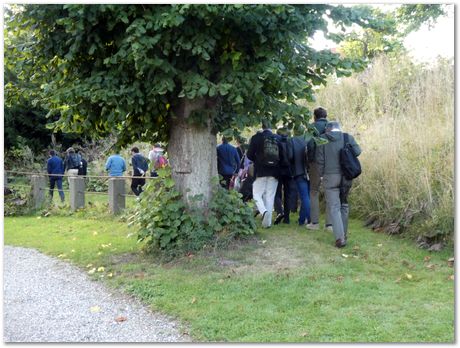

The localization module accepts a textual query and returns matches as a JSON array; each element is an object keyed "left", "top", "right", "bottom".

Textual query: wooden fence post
[
  {"left": 109, "top": 178, "right": 125, "bottom": 214},
  {"left": 31, "top": 175, "right": 47, "bottom": 209},
  {"left": 69, "top": 176, "right": 85, "bottom": 211}
]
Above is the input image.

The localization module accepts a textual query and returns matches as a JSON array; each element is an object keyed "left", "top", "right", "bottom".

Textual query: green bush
[{"left": 130, "top": 170, "right": 256, "bottom": 257}]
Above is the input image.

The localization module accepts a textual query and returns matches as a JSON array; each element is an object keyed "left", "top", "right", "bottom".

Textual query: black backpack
[
  {"left": 340, "top": 133, "right": 361, "bottom": 180},
  {"left": 260, "top": 134, "right": 279, "bottom": 167},
  {"left": 278, "top": 140, "right": 291, "bottom": 167}
]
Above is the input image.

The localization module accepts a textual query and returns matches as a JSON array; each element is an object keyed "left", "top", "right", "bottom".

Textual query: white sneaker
[
  {"left": 262, "top": 211, "right": 271, "bottom": 228},
  {"left": 306, "top": 223, "right": 320, "bottom": 230}
]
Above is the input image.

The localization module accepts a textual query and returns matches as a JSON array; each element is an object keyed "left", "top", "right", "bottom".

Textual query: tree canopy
[{"left": 8, "top": 4, "right": 396, "bottom": 147}]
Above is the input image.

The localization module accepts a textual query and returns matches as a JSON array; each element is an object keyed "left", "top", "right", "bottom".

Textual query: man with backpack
[
  {"left": 64, "top": 147, "right": 82, "bottom": 184},
  {"left": 307, "top": 107, "right": 332, "bottom": 231},
  {"left": 216, "top": 136, "right": 241, "bottom": 189},
  {"left": 247, "top": 121, "right": 280, "bottom": 228},
  {"left": 273, "top": 126, "right": 293, "bottom": 225},
  {"left": 316, "top": 121, "right": 361, "bottom": 248},
  {"left": 289, "top": 126, "right": 312, "bottom": 226},
  {"left": 130, "top": 147, "right": 149, "bottom": 196}
]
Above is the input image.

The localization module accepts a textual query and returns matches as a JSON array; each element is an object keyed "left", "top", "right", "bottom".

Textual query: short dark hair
[
  {"left": 49, "top": 150, "right": 56, "bottom": 156},
  {"left": 314, "top": 107, "right": 327, "bottom": 120},
  {"left": 131, "top": 147, "right": 139, "bottom": 153},
  {"left": 262, "top": 120, "right": 271, "bottom": 130}
]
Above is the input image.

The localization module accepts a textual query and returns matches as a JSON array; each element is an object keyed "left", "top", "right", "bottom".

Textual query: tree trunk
[{"left": 168, "top": 98, "right": 218, "bottom": 209}]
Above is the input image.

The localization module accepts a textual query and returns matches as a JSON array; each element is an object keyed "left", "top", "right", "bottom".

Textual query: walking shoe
[
  {"left": 306, "top": 223, "right": 320, "bottom": 230},
  {"left": 325, "top": 224, "right": 333, "bottom": 231},
  {"left": 262, "top": 211, "right": 271, "bottom": 228},
  {"left": 335, "top": 239, "right": 347, "bottom": 248},
  {"left": 274, "top": 214, "right": 284, "bottom": 225}
]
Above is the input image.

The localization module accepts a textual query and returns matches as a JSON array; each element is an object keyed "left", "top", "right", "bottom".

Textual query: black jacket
[
  {"left": 289, "top": 136, "right": 308, "bottom": 178},
  {"left": 247, "top": 130, "right": 280, "bottom": 178}
]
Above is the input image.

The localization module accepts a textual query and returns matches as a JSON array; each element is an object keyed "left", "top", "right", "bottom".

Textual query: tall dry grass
[{"left": 310, "top": 55, "right": 454, "bottom": 242}]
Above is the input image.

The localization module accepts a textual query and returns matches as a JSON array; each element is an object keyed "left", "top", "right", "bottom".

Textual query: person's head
[
  {"left": 276, "top": 126, "right": 290, "bottom": 137},
  {"left": 236, "top": 136, "right": 246, "bottom": 146},
  {"left": 262, "top": 119, "right": 272, "bottom": 130},
  {"left": 325, "top": 121, "right": 341, "bottom": 132},
  {"left": 49, "top": 149, "right": 56, "bottom": 157},
  {"left": 222, "top": 136, "right": 230, "bottom": 144},
  {"left": 314, "top": 107, "right": 328, "bottom": 121},
  {"left": 293, "top": 124, "right": 306, "bottom": 136},
  {"left": 154, "top": 143, "right": 161, "bottom": 149},
  {"left": 131, "top": 146, "right": 140, "bottom": 154}
]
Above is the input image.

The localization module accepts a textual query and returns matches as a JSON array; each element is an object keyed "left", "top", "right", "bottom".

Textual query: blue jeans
[
  {"left": 294, "top": 175, "right": 310, "bottom": 225},
  {"left": 49, "top": 177, "right": 65, "bottom": 202}
]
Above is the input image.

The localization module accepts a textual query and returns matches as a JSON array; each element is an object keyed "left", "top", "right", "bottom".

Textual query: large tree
[{"left": 7, "top": 4, "right": 397, "bottom": 206}]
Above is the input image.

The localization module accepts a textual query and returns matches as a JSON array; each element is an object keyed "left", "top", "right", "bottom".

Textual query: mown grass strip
[{"left": 4, "top": 216, "right": 454, "bottom": 342}]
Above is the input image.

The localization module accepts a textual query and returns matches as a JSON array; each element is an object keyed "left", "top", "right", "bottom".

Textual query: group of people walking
[
  {"left": 216, "top": 107, "right": 361, "bottom": 248},
  {"left": 46, "top": 144, "right": 168, "bottom": 201}
]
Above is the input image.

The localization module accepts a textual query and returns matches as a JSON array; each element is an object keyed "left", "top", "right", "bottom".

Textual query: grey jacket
[{"left": 316, "top": 131, "right": 361, "bottom": 177}]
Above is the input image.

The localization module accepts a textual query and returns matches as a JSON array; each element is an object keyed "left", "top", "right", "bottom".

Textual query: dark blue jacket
[
  {"left": 217, "top": 142, "right": 241, "bottom": 176},
  {"left": 47, "top": 156, "right": 64, "bottom": 176},
  {"left": 246, "top": 129, "right": 280, "bottom": 178},
  {"left": 289, "top": 136, "right": 308, "bottom": 178},
  {"left": 131, "top": 153, "right": 149, "bottom": 176}
]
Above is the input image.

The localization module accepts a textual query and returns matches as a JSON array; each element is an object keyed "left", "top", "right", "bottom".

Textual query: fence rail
[
  {"left": 5, "top": 170, "right": 145, "bottom": 214},
  {"left": 5, "top": 170, "right": 158, "bottom": 180}
]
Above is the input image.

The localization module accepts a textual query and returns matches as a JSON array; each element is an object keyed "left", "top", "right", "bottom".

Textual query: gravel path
[{"left": 3, "top": 246, "right": 190, "bottom": 342}]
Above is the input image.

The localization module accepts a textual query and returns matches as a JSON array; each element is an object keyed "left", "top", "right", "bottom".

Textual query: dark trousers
[
  {"left": 49, "top": 177, "right": 65, "bottom": 202},
  {"left": 131, "top": 176, "right": 146, "bottom": 196},
  {"left": 294, "top": 175, "right": 310, "bottom": 225},
  {"left": 274, "top": 175, "right": 293, "bottom": 223},
  {"left": 220, "top": 174, "right": 233, "bottom": 190}
]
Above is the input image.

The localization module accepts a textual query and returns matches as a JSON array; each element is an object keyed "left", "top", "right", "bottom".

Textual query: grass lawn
[{"left": 4, "top": 209, "right": 454, "bottom": 343}]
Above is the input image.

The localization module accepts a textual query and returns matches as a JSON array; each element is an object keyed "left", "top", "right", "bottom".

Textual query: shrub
[{"left": 130, "top": 169, "right": 256, "bottom": 257}]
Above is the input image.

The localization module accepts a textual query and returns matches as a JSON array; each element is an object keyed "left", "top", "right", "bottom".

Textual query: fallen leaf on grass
[
  {"left": 115, "top": 316, "right": 127, "bottom": 323},
  {"left": 424, "top": 256, "right": 431, "bottom": 262},
  {"left": 88, "top": 268, "right": 96, "bottom": 274},
  {"left": 57, "top": 254, "right": 66, "bottom": 258},
  {"left": 377, "top": 243, "right": 383, "bottom": 247},
  {"left": 405, "top": 273, "right": 413, "bottom": 280},
  {"left": 90, "top": 306, "right": 101, "bottom": 313},
  {"left": 341, "top": 254, "right": 349, "bottom": 258},
  {"left": 97, "top": 252, "right": 102, "bottom": 256},
  {"left": 72, "top": 237, "right": 77, "bottom": 241},
  {"left": 92, "top": 231, "right": 98, "bottom": 236},
  {"left": 300, "top": 332, "right": 309, "bottom": 337},
  {"left": 191, "top": 297, "right": 197, "bottom": 304},
  {"left": 37, "top": 217, "right": 41, "bottom": 219},
  {"left": 448, "top": 257, "right": 454, "bottom": 267},
  {"left": 86, "top": 264, "right": 93, "bottom": 268},
  {"left": 262, "top": 240, "right": 267, "bottom": 244},
  {"left": 134, "top": 273, "right": 145, "bottom": 279},
  {"left": 395, "top": 277, "right": 401, "bottom": 283},
  {"left": 218, "top": 279, "right": 225, "bottom": 284},
  {"left": 336, "top": 275, "right": 344, "bottom": 282},
  {"left": 352, "top": 245, "right": 360, "bottom": 251},
  {"left": 425, "top": 264, "right": 436, "bottom": 270},
  {"left": 107, "top": 273, "right": 113, "bottom": 278},
  {"left": 97, "top": 267, "right": 105, "bottom": 272},
  {"left": 448, "top": 275, "right": 454, "bottom": 281},
  {"left": 71, "top": 249, "right": 75, "bottom": 253}
]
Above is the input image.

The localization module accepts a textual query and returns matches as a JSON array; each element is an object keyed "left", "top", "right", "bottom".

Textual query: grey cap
[{"left": 325, "top": 121, "right": 341, "bottom": 131}]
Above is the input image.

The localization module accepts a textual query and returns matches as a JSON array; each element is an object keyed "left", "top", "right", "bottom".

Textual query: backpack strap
[{"left": 343, "top": 133, "right": 349, "bottom": 147}]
